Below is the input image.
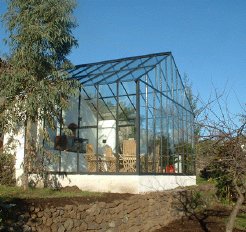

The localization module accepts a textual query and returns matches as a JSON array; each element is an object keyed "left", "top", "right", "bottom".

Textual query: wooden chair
[
  {"left": 85, "top": 144, "right": 98, "bottom": 172},
  {"left": 123, "top": 139, "right": 136, "bottom": 156},
  {"left": 104, "top": 146, "right": 116, "bottom": 172},
  {"left": 86, "top": 143, "right": 94, "bottom": 154},
  {"left": 121, "top": 140, "right": 136, "bottom": 172},
  {"left": 122, "top": 155, "right": 136, "bottom": 172}
]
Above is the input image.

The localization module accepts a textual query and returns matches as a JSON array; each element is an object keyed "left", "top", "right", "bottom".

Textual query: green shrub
[{"left": 0, "top": 152, "right": 15, "bottom": 186}]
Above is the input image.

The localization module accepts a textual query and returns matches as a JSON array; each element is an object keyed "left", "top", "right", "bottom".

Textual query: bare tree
[{"left": 198, "top": 91, "right": 246, "bottom": 232}]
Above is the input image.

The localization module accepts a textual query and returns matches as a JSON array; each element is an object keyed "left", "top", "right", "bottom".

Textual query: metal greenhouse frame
[{"left": 49, "top": 52, "right": 195, "bottom": 175}]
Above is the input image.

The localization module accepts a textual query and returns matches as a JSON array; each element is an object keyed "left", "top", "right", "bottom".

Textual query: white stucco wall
[
  {"left": 3, "top": 128, "right": 25, "bottom": 186},
  {"left": 29, "top": 174, "right": 196, "bottom": 194},
  {"left": 98, "top": 120, "right": 116, "bottom": 153}
]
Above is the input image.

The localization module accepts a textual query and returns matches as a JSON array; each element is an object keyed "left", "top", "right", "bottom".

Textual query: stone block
[
  {"left": 37, "top": 211, "right": 44, "bottom": 218},
  {"left": 64, "top": 205, "right": 74, "bottom": 211},
  {"left": 98, "top": 202, "right": 106, "bottom": 208},
  {"left": 52, "top": 211, "right": 59, "bottom": 218},
  {"left": 31, "top": 213, "right": 37, "bottom": 219},
  {"left": 53, "top": 216, "right": 62, "bottom": 223},
  {"left": 64, "top": 218, "right": 74, "bottom": 231},
  {"left": 73, "top": 219, "right": 81, "bottom": 228},
  {"left": 26, "top": 218, "right": 37, "bottom": 227},
  {"left": 95, "top": 215, "right": 103, "bottom": 224},
  {"left": 39, "top": 226, "right": 51, "bottom": 232},
  {"left": 34, "top": 207, "right": 40, "bottom": 213},
  {"left": 75, "top": 212, "right": 80, "bottom": 220},
  {"left": 51, "top": 223, "right": 58, "bottom": 232},
  {"left": 79, "top": 222, "right": 88, "bottom": 231},
  {"left": 46, "top": 217, "right": 53, "bottom": 227},
  {"left": 44, "top": 211, "right": 52, "bottom": 218},
  {"left": 86, "top": 204, "right": 101, "bottom": 216},
  {"left": 50, "top": 207, "right": 56, "bottom": 213},
  {"left": 71, "top": 210, "right": 78, "bottom": 219},
  {"left": 58, "top": 209, "right": 64, "bottom": 216},
  {"left": 35, "top": 218, "right": 43, "bottom": 226},
  {"left": 78, "top": 204, "right": 89, "bottom": 211},
  {"left": 57, "top": 224, "right": 65, "bottom": 232},
  {"left": 22, "top": 225, "right": 31, "bottom": 232},
  {"left": 122, "top": 215, "right": 129, "bottom": 224},
  {"left": 87, "top": 222, "right": 100, "bottom": 230},
  {"left": 108, "top": 221, "right": 116, "bottom": 228}
]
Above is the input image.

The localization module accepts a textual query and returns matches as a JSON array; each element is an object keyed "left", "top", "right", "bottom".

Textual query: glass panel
[
  {"left": 119, "top": 81, "right": 136, "bottom": 96},
  {"left": 92, "top": 63, "right": 116, "bottom": 74},
  {"left": 80, "top": 98, "right": 97, "bottom": 126},
  {"left": 99, "top": 83, "right": 117, "bottom": 98},
  {"left": 63, "top": 96, "right": 79, "bottom": 129},
  {"left": 120, "top": 67, "right": 151, "bottom": 82},
  {"left": 139, "top": 82, "right": 147, "bottom": 173},
  {"left": 98, "top": 97, "right": 116, "bottom": 120},
  {"left": 73, "top": 65, "right": 95, "bottom": 76},
  {"left": 77, "top": 128, "right": 98, "bottom": 173},
  {"left": 118, "top": 125, "right": 137, "bottom": 173},
  {"left": 82, "top": 86, "right": 97, "bottom": 99},
  {"left": 97, "top": 70, "right": 129, "bottom": 85},
  {"left": 118, "top": 95, "right": 136, "bottom": 125},
  {"left": 60, "top": 151, "right": 77, "bottom": 172},
  {"left": 146, "top": 69, "right": 155, "bottom": 89}
]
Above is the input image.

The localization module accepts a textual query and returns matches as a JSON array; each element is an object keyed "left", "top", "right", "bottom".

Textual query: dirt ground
[
  {"left": 156, "top": 208, "right": 245, "bottom": 232},
  {"left": 8, "top": 192, "right": 133, "bottom": 208}
]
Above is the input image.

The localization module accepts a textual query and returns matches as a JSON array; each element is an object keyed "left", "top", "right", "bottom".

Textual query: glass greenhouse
[{"left": 47, "top": 52, "right": 195, "bottom": 175}]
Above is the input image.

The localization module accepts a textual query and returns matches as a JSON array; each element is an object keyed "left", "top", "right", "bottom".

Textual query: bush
[{"left": 0, "top": 152, "right": 15, "bottom": 186}]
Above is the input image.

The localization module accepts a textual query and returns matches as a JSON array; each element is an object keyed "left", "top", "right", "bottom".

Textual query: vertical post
[
  {"left": 171, "top": 55, "right": 175, "bottom": 165},
  {"left": 77, "top": 86, "right": 82, "bottom": 138},
  {"left": 160, "top": 63, "right": 163, "bottom": 173},
  {"left": 165, "top": 57, "right": 169, "bottom": 167},
  {"left": 176, "top": 70, "right": 180, "bottom": 173},
  {"left": 182, "top": 92, "right": 185, "bottom": 174},
  {"left": 59, "top": 108, "right": 62, "bottom": 172},
  {"left": 77, "top": 86, "right": 81, "bottom": 173},
  {"left": 136, "top": 80, "right": 140, "bottom": 175},
  {"left": 145, "top": 74, "right": 149, "bottom": 173},
  {"left": 96, "top": 84, "right": 99, "bottom": 173},
  {"left": 185, "top": 110, "right": 188, "bottom": 174},
  {"left": 153, "top": 68, "right": 157, "bottom": 172},
  {"left": 192, "top": 114, "right": 196, "bottom": 174},
  {"left": 116, "top": 81, "right": 119, "bottom": 173}
]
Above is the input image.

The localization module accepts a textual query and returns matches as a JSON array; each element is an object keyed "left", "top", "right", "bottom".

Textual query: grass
[
  {"left": 0, "top": 185, "right": 102, "bottom": 201},
  {"left": 196, "top": 176, "right": 217, "bottom": 185},
  {"left": 197, "top": 177, "right": 246, "bottom": 231},
  {"left": 235, "top": 213, "right": 246, "bottom": 231}
]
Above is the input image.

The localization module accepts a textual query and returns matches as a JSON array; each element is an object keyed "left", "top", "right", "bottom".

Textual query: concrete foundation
[{"left": 29, "top": 174, "right": 196, "bottom": 194}]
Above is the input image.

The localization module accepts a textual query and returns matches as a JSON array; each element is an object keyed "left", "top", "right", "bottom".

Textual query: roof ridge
[{"left": 75, "top": 51, "right": 171, "bottom": 68}]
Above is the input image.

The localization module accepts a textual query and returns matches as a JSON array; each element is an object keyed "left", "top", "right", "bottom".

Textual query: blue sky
[{"left": 1, "top": 0, "right": 246, "bottom": 117}]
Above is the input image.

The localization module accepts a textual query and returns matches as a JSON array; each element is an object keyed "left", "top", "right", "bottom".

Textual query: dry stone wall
[{"left": 2, "top": 190, "right": 185, "bottom": 232}]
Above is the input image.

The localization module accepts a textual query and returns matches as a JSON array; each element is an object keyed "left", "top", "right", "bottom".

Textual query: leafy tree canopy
[{"left": 0, "top": 0, "right": 79, "bottom": 133}]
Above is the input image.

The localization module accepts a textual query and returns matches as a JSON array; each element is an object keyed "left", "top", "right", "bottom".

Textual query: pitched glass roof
[{"left": 69, "top": 52, "right": 171, "bottom": 86}]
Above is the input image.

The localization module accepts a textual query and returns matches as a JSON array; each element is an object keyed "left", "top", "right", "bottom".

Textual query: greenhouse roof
[{"left": 69, "top": 52, "right": 171, "bottom": 86}]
